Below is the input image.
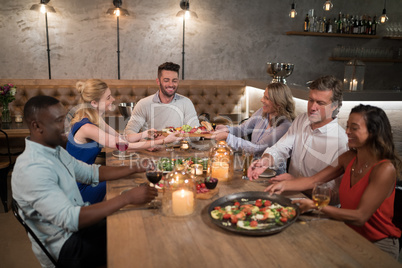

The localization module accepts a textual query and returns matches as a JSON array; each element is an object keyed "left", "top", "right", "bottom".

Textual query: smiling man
[
  {"left": 12, "top": 96, "right": 157, "bottom": 267},
  {"left": 248, "top": 76, "right": 348, "bottom": 204},
  {"left": 125, "top": 62, "right": 199, "bottom": 134}
]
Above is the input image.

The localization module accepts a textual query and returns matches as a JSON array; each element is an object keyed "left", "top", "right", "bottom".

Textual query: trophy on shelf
[{"left": 266, "top": 62, "right": 294, "bottom": 84}]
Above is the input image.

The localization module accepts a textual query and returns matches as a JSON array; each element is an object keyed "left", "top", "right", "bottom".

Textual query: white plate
[
  {"left": 112, "top": 150, "right": 140, "bottom": 159},
  {"left": 259, "top": 169, "right": 276, "bottom": 178}
]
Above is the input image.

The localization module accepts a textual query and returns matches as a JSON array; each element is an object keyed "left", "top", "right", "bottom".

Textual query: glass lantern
[
  {"left": 162, "top": 164, "right": 196, "bottom": 217},
  {"left": 343, "top": 59, "right": 365, "bottom": 91},
  {"left": 207, "top": 140, "right": 234, "bottom": 182}
]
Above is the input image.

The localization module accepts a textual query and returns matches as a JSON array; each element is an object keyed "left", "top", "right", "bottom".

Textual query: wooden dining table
[{"left": 105, "top": 144, "right": 400, "bottom": 268}]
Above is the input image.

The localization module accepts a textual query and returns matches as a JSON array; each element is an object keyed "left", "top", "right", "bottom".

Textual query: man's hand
[
  {"left": 212, "top": 131, "right": 228, "bottom": 141},
  {"left": 123, "top": 184, "right": 158, "bottom": 205},
  {"left": 214, "top": 125, "right": 229, "bottom": 132},
  {"left": 270, "top": 173, "right": 295, "bottom": 183},
  {"left": 247, "top": 158, "right": 269, "bottom": 181}
]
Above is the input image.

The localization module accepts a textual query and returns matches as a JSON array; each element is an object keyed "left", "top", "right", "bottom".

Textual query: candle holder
[
  {"left": 207, "top": 141, "right": 234, "bottom": 182},
  {"left": 180, "top": 140, "right": 190, "bottom": 150},
  {"left": 162, "top": 164, "right": 196, "bottom": 217},
  {"left": 191, "top": 164, "right": 203, "bottom": 176},
  {"left": 343, "top": 59, "right": 365, "bottom": 91}
]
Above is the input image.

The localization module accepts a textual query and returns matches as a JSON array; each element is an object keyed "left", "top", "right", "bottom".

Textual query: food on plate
[
  {"left": 201, "top": 121, "right": 214, "bottom": 131},
  {"left": 157, "top": 157, "right": 208, "bottom": 172},
  {"left": 161, "top": 124, "right": 211, "bottom": 135},
  {"left": 210, "top": 199, "right": 296, "bottom": 230}
]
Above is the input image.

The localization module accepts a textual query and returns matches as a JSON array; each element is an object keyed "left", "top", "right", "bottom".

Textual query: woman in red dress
[{"left": 265, "top": 104, "right": 402, "bottom": 258}]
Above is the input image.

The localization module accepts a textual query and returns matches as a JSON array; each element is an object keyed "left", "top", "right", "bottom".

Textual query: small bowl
[{"left": 204, "top": 178, "right": 218, "bottom": 189}]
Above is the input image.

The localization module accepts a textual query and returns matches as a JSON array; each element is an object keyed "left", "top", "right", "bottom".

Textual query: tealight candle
[
  {"left": 180, "top": 140, "right": 189, "bottom": 150},
  {"left": 15, "top": 115, "right": 23, "bottom": 123},
  {"left": 191, "top": 164, "right": 203, "bottom": 176},
  {"left": 172, "top": 189, "right": 194, "bottom": 216},
  {"left": 211, "top": 162, "right": 229, "bottom": 181}
]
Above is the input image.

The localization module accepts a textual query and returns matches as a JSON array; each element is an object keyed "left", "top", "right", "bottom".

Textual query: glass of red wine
[
  {"left": 115, "top": 134, "right": 129, "bottom": 166},
  {"left": 145, "top": 160, "right": 163, "bottom": 187}
]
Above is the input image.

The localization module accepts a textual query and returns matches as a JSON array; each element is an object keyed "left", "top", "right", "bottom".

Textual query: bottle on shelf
[
  {"left": 366, "top": 16, "right": 372, "bottom": 35},
  {"left": 337, "top": 12, "right": 342, "bottom": 33},
  {"left": 372, "top": 15, "right": 377, "bottom": 35},
  {"left": 361, "top": 15, "right": 367, "bottom": 34},
  {"left": 326, "top": 18, "right": 332, "bottom": 33},
  {"left": 353, "top": 15, "right": 359, "bottom": 34},
  {"left": 318, "top": 17, "right": 324, "bottom": 33},
  {"left": 345, "top": 14, "right": 350, "bottom": 34},
  {"left": 304, "top": 14, "right": 309, "bottom": 32}
]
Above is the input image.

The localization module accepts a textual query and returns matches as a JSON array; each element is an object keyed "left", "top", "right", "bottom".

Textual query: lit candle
[
  {"left": 350, "top": 79, "right": 357, "bottom": 91},
  {"left": 180, "top": 141, "right": 189, "bottom": 150},
  {"left": 211, "top": 162, "right": 229, "bottom": 181},
  {"left": 172, "top": 189, "right": 194, "bottom": 216},
  {"left": 191, "top": 164, "right": 203, "bottom": 175},
  {"left": 15, "top": 115, "right": 23, "bottom": 123}
]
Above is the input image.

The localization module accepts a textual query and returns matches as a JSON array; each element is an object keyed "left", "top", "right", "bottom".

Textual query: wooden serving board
[
  {"left": 148, "top": 130, "right": 212, "bottom": 138},
  {"left": 196, "top": 187, "right": 219, "bottom": 200}
]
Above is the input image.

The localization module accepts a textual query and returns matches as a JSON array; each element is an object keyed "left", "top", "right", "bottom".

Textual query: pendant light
[
  {"left": 289, "top": 1, "right": 297, "bottom": 19},
  {"left": 323, "top": 0, "right": 333, "bottom": 11},
  {"left": 379, "top": 0, "right": 389, "bottom": 24}
]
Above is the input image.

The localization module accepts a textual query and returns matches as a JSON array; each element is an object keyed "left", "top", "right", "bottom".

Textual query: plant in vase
[{"left": 0, "top": 83, "right": 17, "bottom": 123}]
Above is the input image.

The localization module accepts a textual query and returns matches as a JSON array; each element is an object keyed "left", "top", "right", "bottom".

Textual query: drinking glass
[
  {"left": 312, "top": 183, "right": 331, "bottom": 219},
  {"left": 115, "top": 134, "right": 129, "bottom": 166},
  {"left": 145, "top": 160, "right": 163, "bottom": 187}
]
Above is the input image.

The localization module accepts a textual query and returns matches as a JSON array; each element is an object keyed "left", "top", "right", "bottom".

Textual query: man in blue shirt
[{"left": 12, "top": 95, "right": 157, "bottom": 268}]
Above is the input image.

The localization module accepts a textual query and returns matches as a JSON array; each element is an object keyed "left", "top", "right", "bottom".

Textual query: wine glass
[
  {"left": 145, "top": 160, "right": 163, "bottom": 187},
  {"left": 115, "top": 134, "right": 129, "bottom": 166},
  {"left": 312, "top": 183, "right": 331, "bottom": 219}
]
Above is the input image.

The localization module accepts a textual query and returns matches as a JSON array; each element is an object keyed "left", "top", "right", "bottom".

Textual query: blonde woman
[
  {"left": 67, "top": 79, "right": 179, "bottom": 203},
  {"left": 212, "top": 83, "right": 296, "bottom": 173}
]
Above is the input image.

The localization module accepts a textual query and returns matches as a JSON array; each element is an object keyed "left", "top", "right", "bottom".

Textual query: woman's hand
[
  {"left": 270, "top": 173, "right": 295, "bottom": 183},
  {"left": 264, "top": 181, "right": 287, "bottom": 195},
  {"left": 291, "top": 198, "right": 315, "bottom": 214}
]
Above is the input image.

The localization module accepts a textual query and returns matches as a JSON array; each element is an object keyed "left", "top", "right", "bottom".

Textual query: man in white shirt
[
  {"left": 248, "top": 76, "right": 348, "bottom": 202},
  {"left": 125, "top": 62, "right": 199, "bottom": 134}
]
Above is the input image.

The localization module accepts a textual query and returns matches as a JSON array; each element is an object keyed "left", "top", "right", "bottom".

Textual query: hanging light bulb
[
  {"left": 323, "top": 0, "right": 333, "bottom": 11},
  {"left": 289, "top": 2, "right": 297, "bottom": 19},
  {"left": 115, "top": 8, "right": 120, "bottom": 16},
  {"left": 40, "top": 4, "right": 46, "bottom": 13},
  {"left": 379, "top": 0, "right": 388, "bottom": 24}
]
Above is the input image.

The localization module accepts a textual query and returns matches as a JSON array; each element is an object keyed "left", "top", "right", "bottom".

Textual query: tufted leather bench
[{"left": 1, "top": 79, "right": 247, "bottom": 122}]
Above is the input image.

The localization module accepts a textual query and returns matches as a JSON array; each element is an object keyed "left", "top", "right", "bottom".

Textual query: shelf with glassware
[
  {"left": 286, "top": 31, "right": 380, "bottom": 39},
  {"left": 382, "top": 36, "right": 402, "bottom": 40},
  {"left": 329, "top": 57, "right": 402, "bottom": 63}
]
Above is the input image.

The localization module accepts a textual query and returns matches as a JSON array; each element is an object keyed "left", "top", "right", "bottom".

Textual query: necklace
[{"left": 351, "top": 161, "right": 370, "bottom": 174}]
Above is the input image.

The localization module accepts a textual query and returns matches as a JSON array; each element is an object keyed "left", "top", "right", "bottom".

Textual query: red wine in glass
[
  {"left": 146, "top": 172, "right": 163, "bottom": 184},
  {"left": 116, "top": 134, "right": 129, "bottom": 166},
  {"left": 116, "top": 142, "right": 129, "bottom": 151}
]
